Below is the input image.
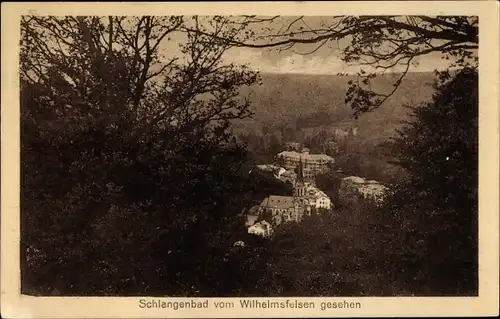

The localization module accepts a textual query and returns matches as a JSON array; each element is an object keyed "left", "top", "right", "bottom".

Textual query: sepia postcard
[{"left": 1, "top": 1, "right": 499, "bottom": 318}]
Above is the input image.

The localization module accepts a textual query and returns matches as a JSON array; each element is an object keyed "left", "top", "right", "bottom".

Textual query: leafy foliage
[
  {"left": 381, "top": 67, "right": 478, "bottom": 295},
  {"left": 240, "top": 202, "right": 404, "bottom": 297},
  {"left": 235, "top": 68, "right": 478, "bottom": 297},
  {"left": 21, "top": 16, "right": 261, "bottom": 296},
  {"left": 216, "top": 16, "right": 478, "bottom": 117},
  {"left": 20, "top": 15, "right": 478, "bottom": 298}
]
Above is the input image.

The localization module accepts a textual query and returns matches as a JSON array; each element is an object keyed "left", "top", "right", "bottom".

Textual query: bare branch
[
  {"left": 282, "top": 16, "right": 304, "bottom": 34},
  {"left": 368, "top": 56, "right": 414, "bottom": 113},
  {"left": 108, "top": 16, "right": 113, "bottom": 55},
  {"left": 292, "top": 38, "right": 330, "bottom": 56}
]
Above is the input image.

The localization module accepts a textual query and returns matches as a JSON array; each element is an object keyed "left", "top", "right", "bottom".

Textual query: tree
[
  {"left": 21, "top": 16, "right": 259, "bottom": 136},
  {"left": 267, "top": 133, "right": 283, "bottom": 159},
  {"left": 198, "top": 16, "right": 478, "bottom": 117},
  {"left": 20, "top": 16, "right": 261, "bottom": 296},
  {"left": 315, "top": 172, "right": 342, "bottom": 204},
  {"left": 382, "top": 67, "right": 478, "bottom": 295},
  {"left": 246, "top": 204, "right": 398, "bottom": 297}
]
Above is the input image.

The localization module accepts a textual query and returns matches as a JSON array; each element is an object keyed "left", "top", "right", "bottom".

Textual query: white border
[{"left": 1, "top": 2, "right": 499, "bottom": 318}]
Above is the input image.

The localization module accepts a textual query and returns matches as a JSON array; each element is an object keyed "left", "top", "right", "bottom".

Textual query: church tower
[{"left": 294, "top": 157, "right": 307, "bottom": 198}]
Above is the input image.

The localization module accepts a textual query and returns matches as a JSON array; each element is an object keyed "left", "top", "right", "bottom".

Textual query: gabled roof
[
  {"left": 260, "top": 195, "right": 295, "bottom": 210},
  {"left": 343, "top": 176, "right": 367, "bottom": 183},
  {"left": 342, "top": 176, "right": 388, "bottom": 194},
  {"left": 277, "top": 151, "right": 333, "bottom": 162}
]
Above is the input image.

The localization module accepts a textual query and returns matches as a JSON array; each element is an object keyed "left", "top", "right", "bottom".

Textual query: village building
[
  {"left": 248, "top": 220, "right": 273, "bottom": 238},
  {"left": 233, "top": 240, "right": 246, "bottom": 248},
  {"left": 256, "top": 164, "right": 287, "bottom": 178},
  {"left": 257, "top": 159, "right": 310, "bottom": 225},
  {"left": 333, "top": 126, "right": 358, "bottom": 141},
  {"left": 339, "top": 176, "right": 388, "bottom": 205},
  {"left": 292, "top": 158, "right": 332, "bottom": 209},
  {"left": 258, "top": 195, "right": 307, "bottom": 225},
  {"left": 256, "top": 157, "right": 333, "bottom": 227},
  {"left": 303, "top": 184, "right": 333, "bottom": 210},
  {"left": 276, "top": 149, "right": 334, "bottom": 181}
]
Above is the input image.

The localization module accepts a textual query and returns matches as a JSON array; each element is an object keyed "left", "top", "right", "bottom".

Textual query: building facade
[
  {"left": 339, "top": 176, "right": 388, "bottom": 205},
  {"left": 255, "top": 157, "right": 333, "bottom": 229},
  {"left": 248, "top": 221, "right": 273, "bottom": 238},
  {"left": 303, "top": 185, "right": 332, "bottom": 210},
  {"left": 276, "top": 150, "right": 334, "bottom": 181},
  {"left": 258, "top": 195, "right": 307, "bottom": 225}
]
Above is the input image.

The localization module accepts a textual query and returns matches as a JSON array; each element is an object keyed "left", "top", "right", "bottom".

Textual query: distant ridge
[
  {"left": 234, "top": 71, "right": 437, "bottom": 143},
  {"left": 231, "top": 71, "right": 438, "bottom": 183}
]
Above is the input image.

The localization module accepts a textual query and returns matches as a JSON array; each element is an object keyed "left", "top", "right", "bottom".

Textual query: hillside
[
  {"left": 231, "top": 71, "right": 438, "bottom": 183},
  {"left": 234, "top": 71, "right": 436, "bottom": 139}
]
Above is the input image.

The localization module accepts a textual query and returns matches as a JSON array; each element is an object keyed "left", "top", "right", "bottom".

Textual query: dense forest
[
  {"left": 237, "top": 68, "right": 479, "bottom": 297},
  {"left": 232, "top": 72, "right": 436, "bottom": 183}
]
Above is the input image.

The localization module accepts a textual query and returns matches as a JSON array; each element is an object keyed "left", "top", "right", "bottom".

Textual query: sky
[
  {"left": 153, "top": 15, "right": 478, "bottom": 76},
  {"left": 160, "top": 16, "right": 463, "bottom": 75},
  {"left": 223, "top": 46, "right": 451, "bottom": 75},
  {"left": 31, "top": 16, "right": 474, "bottom": 76}
]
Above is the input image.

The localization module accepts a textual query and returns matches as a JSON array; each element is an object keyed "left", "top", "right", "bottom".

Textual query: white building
[
  {"left": 233, "top": 240, "right": 246, "bottom": 248},
  {"left": 256, "top": 164, "right": 287, "bottom": 179},
  {"left": 339, "top": 176, "right": 388, "bottom": 204},
  {"left": 292, "top": 158, "right": 332, "bottom": 211},
  {"left": 248, "top": 220, "right": 273, "bottom": 238},
  {"left": 276, "top": 150, "right": 334, "bottom": 180},
  {"left": 357, "top": 181, "right": 388, "bottom": 203},
  {"left": 303, "top": 184, "right": 333, "bottom": 210}
]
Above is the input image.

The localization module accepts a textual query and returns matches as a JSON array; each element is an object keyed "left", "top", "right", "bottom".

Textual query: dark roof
[{"left": 260, "top": 195, "right": 295, "bottom": 210}]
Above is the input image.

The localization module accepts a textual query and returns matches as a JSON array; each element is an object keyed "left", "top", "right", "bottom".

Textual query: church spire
[{"left": 297, "top": 156, "right": 304, "bottom": 184}]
